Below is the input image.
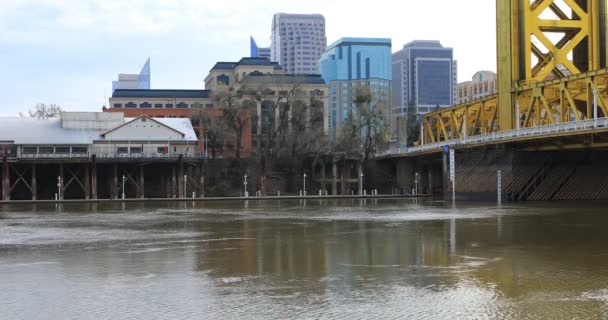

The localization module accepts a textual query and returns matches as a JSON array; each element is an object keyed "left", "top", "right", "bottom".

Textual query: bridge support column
[
  {"left": 31, "top": 164, "right": 36, "bottom": 201},
  {"left": 442, "top": 151, "right": 449, "bottom": 201},
  {"left": 2, "top": 156, "right": 9, "bottom": 201},
  {"left": 321, "top": 161, "right": 326, "bottom": 194},
  {"left": 427, "top": 165, "right": 433, "bottom": 197}
]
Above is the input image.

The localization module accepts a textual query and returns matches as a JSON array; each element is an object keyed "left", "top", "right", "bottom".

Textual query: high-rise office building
[
  {"left": 250, "top": 36, "right": 271, "bottom": 59},
  {"left": 270, "top": 13, "right": 326, "bottom": 74},
  {"left": 112, "top": 58, "right": 150, "bottom": 93},
  {"left": 319, "top": 38, "right": 392, "bottom": 140},
  {"left": 392, "top": 41, "right": 456, "bottom": 118}
]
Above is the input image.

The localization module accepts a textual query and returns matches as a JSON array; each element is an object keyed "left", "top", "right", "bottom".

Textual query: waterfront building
[
  {"left": 250, "top": 36, "right": 271, "bottom": 59},
  {"left": 456, "top": 71, "right": 497, "bottom": 104},
  {"left": 391, "top": 41, "right": 457, "bottom": 118},
  {"left": 270, "top": 13, "right": 327, "bottom": 74},
  {"left": 0, "top": 112, "right": 198, "bottom": 159},
  {"left": 112, "top": 58, "right": 151, "bottom": 93},
  {"left": 319, "top": 37, "right": 392, "bottom": 140}
]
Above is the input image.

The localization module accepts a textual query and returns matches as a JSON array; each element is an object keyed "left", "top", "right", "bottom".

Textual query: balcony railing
[
  {"left": 15, "top": 152, "right": 206, "bottom": 160},
  {"left": 380, "top": 117, "right": 608, "bottom": 157}
]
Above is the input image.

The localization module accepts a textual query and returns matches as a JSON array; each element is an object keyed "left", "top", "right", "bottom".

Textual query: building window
[
  {"left": 154, "top": 103, "right": 163, "bottom": 108},
  {"left": 113, "top": 103, "right": 122, "bottom": 108},
  {"left": 205, "top": 104, "right": 214, "bottom": 108},
  {"left": 157, "top": 146, "right": 168, "bottom": 154},
  {"left": 117, "top": 147, "right": 128, "bottom": 154},
  {"left": 176, "top": 102, "right": 188, "bottom": 108},
  {"left": 55, "top": 146, "right": 70, "bottom": 154},
  {"left": 192, "top": 103, "right": 203, "bottom": 108},
  {"left": 22, "top": 147, "right": 37, "bottom": 154},
  {"left": 126, "top": 102, "right": 137, "bottom": 108},
  {"left": 71, "top": 146, "right": 87, "bottom": 154},
  {"left": 217, "top": 74, "right": 229, "bottom": 85},
  {"left": 130, "top": 147, "right": 142, "bottom": 154},
  {"left": 39, "top": 146, "right": 54, "bottom": 154},
  {"left": 140, "top": 102, "right": 152, "bottom": 108},
  {"left": 166, "top": 103, "right": 174, "bottom": 108}
]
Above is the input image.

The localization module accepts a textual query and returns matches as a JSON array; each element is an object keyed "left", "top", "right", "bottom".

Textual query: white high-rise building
[{"left": 270, "top": 13, "right": 326, "bottom": 74}]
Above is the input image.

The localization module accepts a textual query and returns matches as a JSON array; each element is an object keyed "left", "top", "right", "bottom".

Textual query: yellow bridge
[
  {"left": 385, "top": 0, "right": 608, "bottom": 156},
  {"left": 377, "top": 0, "right": 608, "bottom": 201}
]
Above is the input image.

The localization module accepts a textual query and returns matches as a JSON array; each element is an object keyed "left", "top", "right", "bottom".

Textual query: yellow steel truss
[
  {"left": 422, "top": 68, "right": 608, "bottom": 144},
  {"left": 419, "top": 0, "right": 607, "bottom": 145}
]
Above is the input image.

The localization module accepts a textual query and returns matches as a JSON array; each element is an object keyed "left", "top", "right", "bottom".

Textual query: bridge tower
[{"left": 496, "top": 0, "right": 607, "bottom": 131}]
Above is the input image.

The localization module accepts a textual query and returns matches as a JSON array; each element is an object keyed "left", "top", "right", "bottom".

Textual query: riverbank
[{"left": 0, "top": 194, "right": 429, "bottom": 205}]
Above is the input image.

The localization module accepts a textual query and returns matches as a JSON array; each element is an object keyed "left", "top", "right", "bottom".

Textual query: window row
[
  {"left": 113, "top": 102, "right": 214, "bottom": 109},
  {"left": 23, "top": 146, "right": 88, "bottom": 154}
]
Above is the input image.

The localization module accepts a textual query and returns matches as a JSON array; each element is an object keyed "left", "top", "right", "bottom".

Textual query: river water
[{"left": 1, "top": 199, "right": 608, "bottom": 319}]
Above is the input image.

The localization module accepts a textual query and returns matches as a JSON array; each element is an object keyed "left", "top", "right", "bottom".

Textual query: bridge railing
[{"left": 380, "top": 117, "right": 608, "bottom": 157}]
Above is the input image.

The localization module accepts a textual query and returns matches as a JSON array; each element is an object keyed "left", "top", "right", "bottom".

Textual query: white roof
[{"left": 0, "top": 116, "right": 198, "bottom": 145}]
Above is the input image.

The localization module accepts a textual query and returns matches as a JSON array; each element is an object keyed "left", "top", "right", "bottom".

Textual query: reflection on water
[{"left": 2, "top": 200, "right": 608, "bottom": 319}]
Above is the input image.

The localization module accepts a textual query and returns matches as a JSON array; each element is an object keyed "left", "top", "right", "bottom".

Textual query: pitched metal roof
[
  {"left": 112, "top": 89, "right": 211, "bottom": 98},
  {"left": 240, "top": 74, "right": 326, "bottom": 85},
  {"left": 0, "top": 116, "right": 198, "bottom": 145}
]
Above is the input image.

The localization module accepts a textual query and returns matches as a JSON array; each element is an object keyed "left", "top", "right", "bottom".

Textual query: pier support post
[
  {"left": 178, "top": 155, "right": 184, "bottom": 198},
  {"left": 199, "top": 161, "right": 205, "bottom": 197},
  {"left": 139, "top": 165, "right": 145, "bottom": 199},
  {"left": 59, "top": 163, "right": 64, "bottom": 200},
  {"left": 84, "top": 164, "right": 90, "bottom": 200},
  {"left": 31, "top": 164, "right": 37, "bottom": 201},
  {"left": 91, "top": 155, "right": 97, "bottom": 200},
  {"left": 357, "top": 161, "right": 363, "bottom": 196},
  {"left": 2, "top": 156, "right": 9, "bottom": 201},
  {"left": 332, "top": 160, "right": 337, "bottom": 195},
  {"left": 340, "top": 161, "right": 346, "bottom": 196},
  {"left": 321, "top": 161, "right": 326, "bottom": 194},
  {"left": 112, "top": 163, "right": 118, "bottom": 199},
  {"left": 171, "top": 167, "right": 177, "bottom": 198}
]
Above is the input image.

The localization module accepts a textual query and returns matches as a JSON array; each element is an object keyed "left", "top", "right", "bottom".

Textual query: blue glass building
[
  {"left": 250, "top": 37, "right": 271, "bottom": 59},
  {"left": 392, "top": 41, "right": 457, "bottom": 118},
  {"left": 319, "top": 38, "right": 392, "bottom": 139}
]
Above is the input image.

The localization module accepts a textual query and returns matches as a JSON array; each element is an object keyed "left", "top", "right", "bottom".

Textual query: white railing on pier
[
  {"left": 380, "top": 117, "right": 608, "bottom": 157},
  {"left": 17, "top": 152, "right": 206, "bottom": 160}
]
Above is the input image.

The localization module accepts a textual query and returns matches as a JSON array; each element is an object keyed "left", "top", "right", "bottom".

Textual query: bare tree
[
  {"left": 212, "top": 86, "right": 255, "bottom": 160},
  {"left": 19, "top": 103, "right": 63, "bottom": 119},
  {"left": 251, "top": 84, "right": 328, "bottom": 195},
  {"left": 335, "top": 87, "right": 387, "bottom": 160}
]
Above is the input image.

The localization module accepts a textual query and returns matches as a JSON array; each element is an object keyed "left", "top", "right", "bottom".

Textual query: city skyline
[{"left": 0, "top": 0, "right": 496, "bottom": 116}]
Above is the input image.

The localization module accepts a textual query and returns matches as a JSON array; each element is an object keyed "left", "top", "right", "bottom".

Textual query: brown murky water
[{"left": 1, "top": 199, "right": 608, "bottom": 319}]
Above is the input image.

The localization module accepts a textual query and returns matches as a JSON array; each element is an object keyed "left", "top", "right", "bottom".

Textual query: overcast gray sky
[{"left": 0, "top": 0, "right": 497, "bottom": 116}]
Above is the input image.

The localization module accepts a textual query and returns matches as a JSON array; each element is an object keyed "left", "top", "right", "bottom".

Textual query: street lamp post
[
  {"left": 415, "top": 172, "right": 419, "bottom": 196},
  {"left": 243, "top": 174, "right": 248, "bottom": 197},
  {"left": 122, "top": 175, "right": 126, "bottom": 200},
  {"left": 303, "top": 173, "right": 307, "bottom": 196},
  {"left": 57, "top": 176, "right": 62, "bottom": 201}
]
